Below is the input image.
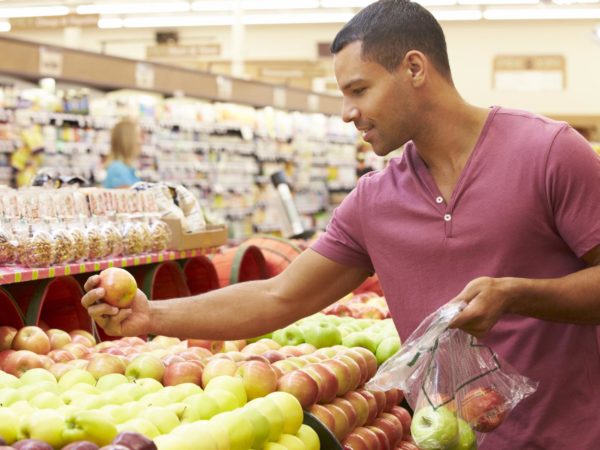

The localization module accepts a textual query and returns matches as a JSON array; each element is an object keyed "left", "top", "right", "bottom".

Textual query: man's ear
[{"left": 404, "top": 50, "right": 426, "bottom": 86}]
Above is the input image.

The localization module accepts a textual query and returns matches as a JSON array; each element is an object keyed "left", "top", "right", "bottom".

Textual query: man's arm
[
  {"left": 450, "top": 244, "right": 600, "bottom": 337},
  {"left": 82, "top": 249, "right": 370, "bottom": 339}
]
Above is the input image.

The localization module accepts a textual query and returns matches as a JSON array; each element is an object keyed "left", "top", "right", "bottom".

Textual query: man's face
[{"left": 334, "top": 41, "right": 411, "bottom": 156}]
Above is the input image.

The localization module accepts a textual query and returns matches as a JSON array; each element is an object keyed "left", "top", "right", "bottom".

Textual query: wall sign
[
  {"left": 493, "top": 55, "right": 566, "bottom": 92},
  {"left": 39, "top": 47, "right": 63, "bottom": 77}
]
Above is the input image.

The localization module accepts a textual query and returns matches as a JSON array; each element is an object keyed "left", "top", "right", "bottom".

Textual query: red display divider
[
  {"left": 180, "top": 255, "right": 220, "bottom": 295},
  {"left": 243, "top": 235, "right": 302, "bottom": 277},
  {"left": 211, "top": 244, "right": 268, "bottom": 287},
  {"left": 0, "top": 286, "right": 25, "bottom": 328}
]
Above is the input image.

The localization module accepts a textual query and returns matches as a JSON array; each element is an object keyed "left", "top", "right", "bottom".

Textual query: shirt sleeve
[
  {"left": 546, "top": 126, "right": 600, "bottom": 257},
  {"left": 311, "top": 180, "right": 374, "bottom": 272},
  {"left": 104, "top": 162, "right": 139, "bottom": 189}
]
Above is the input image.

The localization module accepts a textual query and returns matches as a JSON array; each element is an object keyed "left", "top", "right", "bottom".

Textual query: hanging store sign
[
  {"left": 493, "top": 55, "right": 565, "bottom": 92},
  {"left": 11, "top": 14, "right": 99, "bottom": 30},
  {"left": 135, "top": 63, "right": 155, "bottom": 90},
  {"left": 146, "top": 43, "right": 221, "bottom": 59},
  {"left": 39, "top": 47, "right": 63, "bottom": 77}
]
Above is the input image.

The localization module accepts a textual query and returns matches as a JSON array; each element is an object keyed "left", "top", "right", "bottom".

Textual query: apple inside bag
[{"left": 365, "top": 302, "right": 538, "bottom": 449}]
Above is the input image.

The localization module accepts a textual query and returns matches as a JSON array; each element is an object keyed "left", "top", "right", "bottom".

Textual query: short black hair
[{"left": 331, "top": 0, "right": 452, "bottom": 81}]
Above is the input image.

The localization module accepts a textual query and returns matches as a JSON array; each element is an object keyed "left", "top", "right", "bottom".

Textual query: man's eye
[{"left": 353, "top": 88, "right": 365, "bottom": 95}]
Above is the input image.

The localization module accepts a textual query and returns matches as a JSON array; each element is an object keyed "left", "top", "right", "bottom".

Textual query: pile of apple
[
  {"left": 323, "top": 292, "right": 390, "bottom": 320},
  {"left": 269, "top": 314, "right": 401, "bottom": 366}
]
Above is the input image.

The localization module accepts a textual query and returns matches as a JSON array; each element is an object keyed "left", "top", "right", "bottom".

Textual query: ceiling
[{"left": 0, "top": 0, "right": 599, "bottom": 29}]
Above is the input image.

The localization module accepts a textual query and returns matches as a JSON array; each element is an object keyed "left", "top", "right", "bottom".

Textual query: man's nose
[{"left": 342, "top": 99, "right": 359, "bottom": 123}]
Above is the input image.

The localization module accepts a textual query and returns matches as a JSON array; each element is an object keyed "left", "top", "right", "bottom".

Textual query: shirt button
[
  {"left": 444, "top": 214, "right": 452, "bottom": 221},
  {"left": 435, "top": 196, "right": 444, "bottom": 204}
]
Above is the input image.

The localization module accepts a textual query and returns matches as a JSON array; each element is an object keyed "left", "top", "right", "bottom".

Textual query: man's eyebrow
[{"left": 341, "top": 78, "right": 365, "bottom": 91}]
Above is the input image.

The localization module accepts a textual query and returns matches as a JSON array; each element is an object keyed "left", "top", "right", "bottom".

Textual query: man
[{"left": 82, "top": 1, "right": 600, "bottom": 448}]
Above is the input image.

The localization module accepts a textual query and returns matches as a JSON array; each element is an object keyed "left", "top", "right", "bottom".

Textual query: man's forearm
[
  {"left": 508, "top": 265, "right": 600, "bottom": 324},
  {"left": 145, "top": 278, "right": 325, "bottom": 340}
]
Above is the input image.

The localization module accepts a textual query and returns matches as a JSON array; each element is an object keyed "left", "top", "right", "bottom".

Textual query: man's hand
[
  {"left": 81, "top": 275, "right": 151, "bottom": 337},
  {"left": 448, "top": 276, "right": 521, "bottom": 337}
]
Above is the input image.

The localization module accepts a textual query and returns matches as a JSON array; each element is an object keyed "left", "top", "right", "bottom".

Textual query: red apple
[
  {"left": 120, "top": 336, "right": 146, "bottom": 346},
  {"left": 62, "top": 342, "right": 91, "bottom": 359},
  {"left": 98, "top": 267, "right": 138, "bottom": 308},
  {"left": 460, "top": 386, "right": 508, "bottom": 432},
  {"left": 365, "top": 389, "right": 387, "bottom": 416},
  {"left": 0, "top": 326, "right": 17, "bottom": 351},
  {"left": 394, "top": 440, "right": 420, "bottom": 450},
  {"left": 236, "top": 360, "right": 278, "bottom": 400},
  {"left": 48, "top": 349, "right": 76, "bottom": 363},
  {"left": 277, "top": 369, "right": 319, "bottom": 408},
  {"left": 366, "top": 425, "right": 391, "bottom": 450},
  {"left": 161, "top": 354, "right": 186, "bottom": 366},
  {"left": 2, "top": 349, "right": 44, "bottom": 376},
  {"left": 328, "top": 303, "right": 353, "bottom": 317},
  {"left": 48, "top": 362, "right": 72, "bottom": 379},
  {"left": 295, "top": 343, "right": 317, "bottom": 355},
  {"left": 46, "top": 329, "right": 72, "bottom": 350},
  {"left": 262, "top": 350, "right": 286, "bottom": 363},
  {"left": 323, "top": 403, "right": 351, "bottom": 441},
  {"left": 163, "top": 360, "right": 203, "bottom": 386},
  {"left": 187, "top": 339, "right": 223, "bottom": 354},
  {"left": 182, "top": 346, "right": 213, "bottom": 359},
  {"left": 278, "top": 346, "right": 304, "bottom": 357},
  {"left": 321, "top": 358, "right": 354, "bottom": 396},
  {"left": 302, "top": 363, "right": 339, "bottom": 404},
  {"left": 336, "top": 352, "right": 369, "bottom": 386},
  {"left": 384, "top": 388, "right": 404, "bottom": 412},
  {"left": 330, "top": 354, "right": 362, "bottom": 392},
  {"left": 331, "top": 397, "right": 358, "bottom": 430},
  {"left": 69, "top": 329, "right": 96, "bottom": 347},
  {"left": 342, "top": 431, "right": 369, "bottom": 450},
  {"left": 241, "top": 342, "right": 271, "bottom": 355},
  {"left": 12, "top": 326, "right": 51, "bottom": 354},
  {"left": 0, "top": 349, "right": 15, "bottom": 367},
  {"left": 86, "top": 353, "right": 127, "bottom": 379},
  {"left": 374, "top": 414, "right": 403, "bottom": 448},
  {"left": 357, "top": 389, "right": 379, "bottom": 425},
  {"left": 343, "top": 390, "right": 371, "bottom": 428},
  {"left": 308, "top": 404, "right": 336, "bottom": 432},
  {"left": 345, "top": 347, "right": 377, "bottom": 381},
  {"left": 389, "top": 406, "right": 412, "bottom": 440},
  {"left": 352, "top": 427, "right": 382, "bottom": 450},
  {"left": 201, "top": 357, "right": 238, "bottom": 388}
]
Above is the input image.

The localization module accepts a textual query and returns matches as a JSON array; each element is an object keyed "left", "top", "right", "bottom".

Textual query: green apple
[
  {"left": 301, "top": 321, "right": 342, "bottom": 348},
  {"left": 246, "top": 397, "right": 285, "bottom": 442},
  {"left": 181, "top": 393, "right": 221, "bottom": 422},
  {"left": 156, "top": 428, "right": 208, "bottom": 450},
  {"left": 0, "top": 371, "right": 21, "bottom": 389},
  {"left": 99, "top": 386, "right": 135, "bottom": 405},
  {"left": 375, "top": 336, "right": 401, "bottom": 365},
  {"left": 19, "top": 380, "right": 59, "bottom": 400},
  {"left": 58, "top": 368, "right": 97, "bottom": 392},
  {"left": 263, "top": 443, "right": 287, "bottom": 450},
  {"left": 411, "top": 405, "right": 459, "bottom": 450},
  {"left": 104, "top": 401, "right": 145, "bottom": 424},
  {"left": 210, "top": 410, "right": 254, "bottom": 450},
  {"left": 449, "top": 418, "right": 478, "bottom": 450},
  {"left": 62, "top": 410, "right": 118, "bottom": 446},
  {"left": 267, "top": 391, "right": 304, "bottom": 435},
  {"left": 21, "top": 409, "right": 66, "bottom": 449},
  {"left": 296, "top": 424, "right": 320, "bottom": 450},
  {"left": 204, "top": 387, "right": 241, "bottom": 413},
  {"left": 68, "top": 393, "right": 106, "bottom": 410},
  {"left": 96, "top": 373, "right": 129, "bottom": 391},
  {"left": 125, "top": 354, "right": 165, "bottom": 382},
  {"left": 272, "top": 325, "right": 305, "bottom": 346},
  {"left": 117, "top": 417, "right": 161, "bottom": 439},
  {"left": 277, "top": 433, "right": 306, "bottom": 450},
  {"left": 19, "top": 367, "right": 57, "bottom": 385},
  {"left": 134, "top": 377, "right": 164, "bottom": 395},
  {"left": 0, "top": 387, "right": 21, "bottom": 406},
  {"left": 0, "top": 407, "right": 18, "bottom": 443},
  {"left": 139, "top": 405, "right": 180, "bottom": 434},
  {"left": 342, "top": 331, "right": 380, "bottom": 353},
  {"left": 166, "top": 402, "right": 187, "bottom": 419},
  {"left": 8, "top": 399, "right": 33, "bottom": 417},
  {"left": 169, "top": 382, "right": 203, "bottom": 400},
  {"left": 204, "top": 375, "right": 247, "bottom": 407},
  {"left": 66, "top": 382, "right": 100, "bottom": 395},
  {"left": 29, "top": 391, "right": 65, "bottom": 409},
  {"left": 238, "top": 405, "right": 271, "bottom": 449}
]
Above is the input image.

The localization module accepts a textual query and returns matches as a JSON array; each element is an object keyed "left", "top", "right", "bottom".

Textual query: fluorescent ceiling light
[
  {"left": 459, "top": 0, "right": 538, "bottom": 4},
  {"left": 319, "top": 0, "right": 374, "bottom": 7},
  {"left": 122, "top": 15, "right": 234, "bottom": 28},
  {"left": 431, "top": 8, "right": 483, "bottom": 19},
  {"left": 244, "top": 12, "right": 354, "bottom": 24},
  {"left": 0, "top": 21, "right": 11, "bottom": 32},
  {"left": 241, "top": 0, "right": 320, "bottom": 9},
  {"left": 484, "top": 7, "right": 600, "bottom": 18},
  {"left": 77, "top": 2, "right": 190, "bottom": 15},
  {"left": 415, "top": 0, "right": 458, "bottom": 5},
  {"left": 191, "top": 1, "right": 234, "bottom": 11},
  {"left": 0, "top": 6, "right": 69, "bottom": 18},
  {"left": 98, "top": 18, "right": 124, "bottom": 29},
  {"left": 553, "top": 0, "right": 600, "bottom": 3}
]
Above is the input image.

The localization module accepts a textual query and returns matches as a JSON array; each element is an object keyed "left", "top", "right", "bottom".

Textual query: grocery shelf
[{"left": 0, "top": 248, "right": 219, "bottom": 286}]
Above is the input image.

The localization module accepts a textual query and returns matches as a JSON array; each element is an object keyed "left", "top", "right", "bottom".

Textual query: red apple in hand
[
  {"left": 98, "top": 267, "right": 138, "bottom": 308},
  {"left": 460, "top": 386, "right": 508, "bottom": 432}
]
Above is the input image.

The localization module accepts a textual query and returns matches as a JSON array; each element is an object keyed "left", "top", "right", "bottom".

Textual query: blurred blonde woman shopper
[{"left": 103, "top": 118, "right": 142, "bottom": 188}]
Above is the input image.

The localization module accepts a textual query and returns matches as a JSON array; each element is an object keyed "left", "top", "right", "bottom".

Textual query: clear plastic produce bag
[{"left": 366, "top": 302, "right": 538, "bottom": 450}]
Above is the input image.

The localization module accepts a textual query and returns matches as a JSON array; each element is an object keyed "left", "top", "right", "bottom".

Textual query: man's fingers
[
  {"left": 84, "top": 275, "right": 101, "bottom": 292},
  {"left": 81, "top": 288, "right": 106, "bottom": 308},
  {"left": 88, "top": 303, "right": 118, "bottom": 321}
]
